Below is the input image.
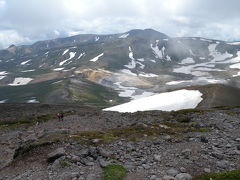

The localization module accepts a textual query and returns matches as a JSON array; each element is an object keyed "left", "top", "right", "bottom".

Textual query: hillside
[{"left": 0, "top": 29, "right": 240, "bottom": 109}]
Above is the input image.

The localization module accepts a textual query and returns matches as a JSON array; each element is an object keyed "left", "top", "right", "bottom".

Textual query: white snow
[
  {"left": 21, "top": 69, "right": 35, "bottom": 72},
  {"left": 53, "top": 68, "right": 64, "bottom": 71},
  {"left": 62, "top": 49, "right": 70, "bottom": 55},
  {"left": 104, "top": 89, "right": 203, "bottom": 113},
  {"left": 200, "top": 38, "right": 213, "bottom": 42},
  {"left": 230, "top": 63, "right": 240, "bottom": 69},
  {"left": 0, "top": 76, "right": 6, "bottom": 80},
  {"left": 119, "top": 33, "right": 129, "bottom": 38},
  {"left": 8, "top": 77, "right": 33, "bottom": 86},
  {"left": 89, "top": 53, "right": 104, "bottom": 62},
  {"left": 77, "top": 52, "right": 85, "bottom": 59},
  {"left": 179, "top": 58, "right": 195, "bottom": 64},
  {"left": 166, "top": 80, "right": 192, "bottom": 85},
  {"left": 27, "top": 98, "right": 39, "bottom": 103},
  {"left": 139, "top": 73, "right": 158, "bottom": 77},
  {"left": 59, "top": 52, "right": 76, "bottom": 66},
  {"left": 124, "top": 47, "right": 136, "bottom": 69},
  {"left": 120, "top": 69, "right": 137, "bottom": 76},
  {"left": 137, "top": 58, "right": 145, "bottom": 62},
  {"left": 233, "top": 72, "right": 240, "bottom": 77},
  {"left": 226, "top": 42, "right": 240, "bottom": 45},
  {"left": 20, "top": 60, "right": 31, "bottom": 65},
  {"left": 150, "top": 59, "right": 156, "bottom": 63},
  {"left": 0, "top": 99, "right": 7, "bottom": 103},
  {"left": 95, "top": 36, "right": 100, "bottom": 41},
  {"left": 208, "top": 44, "right": 233, "bottom": 61},
  {"left": 151, "top": 42, "right": 164, "bottom": 59},
  {"left": 137, "top": 62, "right": 145, "bottom": 69},
  {"left": 0, "top": 71, "right": 8, "bottom": 75}
]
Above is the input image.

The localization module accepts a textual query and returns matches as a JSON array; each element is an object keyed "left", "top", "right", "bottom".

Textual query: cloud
[{"left": 0, "top": 0, "right": 240, "bottom": 49}]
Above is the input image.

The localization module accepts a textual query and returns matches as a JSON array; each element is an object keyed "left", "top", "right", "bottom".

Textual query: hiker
[{"left": 57, "top": 112, "right": 64, "bottom": 121}]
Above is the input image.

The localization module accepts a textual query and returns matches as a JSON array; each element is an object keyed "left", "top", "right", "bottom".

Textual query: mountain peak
[{"left": 127, "top": 28, "right": 168, "bottom": 39}]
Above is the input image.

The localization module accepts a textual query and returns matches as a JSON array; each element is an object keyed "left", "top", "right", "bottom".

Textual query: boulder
[{"left": 47, "top": 147, "right": 65, "bottom": 163}]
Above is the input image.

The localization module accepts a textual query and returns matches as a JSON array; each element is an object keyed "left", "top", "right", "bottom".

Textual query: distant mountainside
[{"left": 0, "top": 28, "right": 240, "bottom": 108}]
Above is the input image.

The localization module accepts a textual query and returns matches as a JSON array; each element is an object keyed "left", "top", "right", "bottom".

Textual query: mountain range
[{"left": 0, "top": 28, "right": 240, "bottom": 109}]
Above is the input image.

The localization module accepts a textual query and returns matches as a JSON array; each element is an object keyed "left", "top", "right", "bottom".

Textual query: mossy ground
[
  {"left": 102, "top": 164, "right": 127, "bottom": 180},
  {"left": 193, "top": 169, "right": 240, "bottom": 180}
]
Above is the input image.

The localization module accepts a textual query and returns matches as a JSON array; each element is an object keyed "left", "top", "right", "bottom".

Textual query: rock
[
  {"left": 200, "top": 136, "right": 208, "bottom": 143},
  {"left": 216, "top": 160, "right": 229, "bottom": 169},
  {"left": 166, "top": 168, "right": 179, "bottom": 177},
  {"left": 92, "top": 139, "right": 100, "bottom": 144},
  {"left": 79, "top": 148, "right": 89, "bottom": 157},
  {"left": 150, "top": 175, "right": 157, "bottom": 180},
  {"left": 154, "top": 154, "right": 161, "bottom": 162},
  {"left": 179, "top": 167, "right": 187, "bottom": 173},
  {"left": 142, "top": 164, "right": 150, "bottom": 169},
  {"left": 98, "top": 148, "right": 112, "bottom": 158},
  {"left": 47, "top": 148, "right": 65, "bottom": 163},
  {"left": 99, "top": 159, "right": 109, "bottom": 168},
  {"left": 211, "top": 152, "right": 224, "bottom": 160},
  {"left": 235, "top": 138, "right": 240, "bottom": 142},
  {"left": 163, "top": 175, "right": 176, "bottom": 180},
  {"left": 204, "top": 168, "right": 211, "bottom": 173},
  {"left": 163, "top": 135, "right": 171, "bottom": 141},
  {"left": 70, "top": 155, "right": 81, "bottom": 163},
  {"left": 181, "top": 149, "right": 192, "bottom": 158},
  {"left": 175, "top": 173, "right": 192, "bottom": 180},
  {"left": 71, "top": 172, "right": 79, "bottom": 178},
  {"left": 237, "top": 145, "right": 240, "bottom": 151}
]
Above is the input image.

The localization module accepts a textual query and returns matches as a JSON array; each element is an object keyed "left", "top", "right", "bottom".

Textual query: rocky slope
[{"left": 0, "top": 104, "right": 239, "bottom": 180}]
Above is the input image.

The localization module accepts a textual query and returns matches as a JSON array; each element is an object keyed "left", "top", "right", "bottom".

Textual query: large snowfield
[{"left": 104, "top": 89, "right": 203, "bottom": 112}]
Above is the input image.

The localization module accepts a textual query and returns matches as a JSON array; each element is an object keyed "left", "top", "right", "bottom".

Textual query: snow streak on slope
[
  {"left": 119, "top": 33, "right": 129, "bottom": 38},
  {"left": 124, "top": 47, "right": 136, "bottom": 69},
  {"left": 89, "top": 53, "right": 104, "bottom": 62},
  {"left": 104, "top": 89, "right": 203, "bottom": 113},
  {"left": 179, "top": 58, "right": 195, "bottom": 64},
  {"left": 77, "top": 52, "right": 85, "bottom": 59},
  {"left": 8, "top": 77, "right": 33, "bottom": 86},
  {"left": 59, "top": 52, "right": 76, "bottom": 66},
  {"left": 62, "top": 49, "right": 70, "bottom": 55},
  {"left": 20, "top": 60, "right": 31, "bottom": 65},
  {"left": 151, "top": 40, "right": 164, "bottom": 59},
  {"left": 230, "top": 63, "right": 240, "bottom": 69},
  {"left": 0, "top": 71, "right": 8, "bottom": 75}
]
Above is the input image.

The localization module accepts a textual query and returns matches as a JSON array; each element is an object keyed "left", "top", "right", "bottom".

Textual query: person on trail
[{"left": 57, "top": 112, "right": 64, "bottom": 121}]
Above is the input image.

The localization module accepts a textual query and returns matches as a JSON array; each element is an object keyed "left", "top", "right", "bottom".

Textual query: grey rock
[
  {"left": 216, "top": 160, "right": 229, "bottom": 169},
  {"left": 99, "top": 159, "right": 109, "bottom": 168},
  {"left": 154, "top": 154, "right": 161, "bottom": 162},
  {"left": 181, "top": 149, "right": 192, "bottom": 158},
  {"left": 175, "top": 173, "right": 192, "bottom": 180},
  {"left": 47, "top": 147, "right": 65, "bottom": 163},
  {"left": 179, "top": 167, "right": 187, "bottom": 173},
  {"left": 200, "top": 136, "right": 208, "bottom": 143},
  {"left": 79, "top": 148, "right": 89, "bottom": 157},
  {"left": 204, "top": 168, "right": 211, "bottom": 173},
  {"left": 150, "top": 175, "right": 157, "bottom": 180},
  {"left": 98, "top": 148, "right": 112, "bottom": 158},
  {"left": 163, "top": 175, "right": 176, "bottom": 180},
  {"left": 237, "top": 145, "right": 240, "bottom": 151},
  {"left": 166, "top": 168, "right": 179, "bottom": 177}
]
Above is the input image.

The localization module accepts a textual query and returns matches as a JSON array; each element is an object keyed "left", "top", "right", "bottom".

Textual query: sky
[{"left": 0, "top": 0, "right": 240, "bottom": 49}]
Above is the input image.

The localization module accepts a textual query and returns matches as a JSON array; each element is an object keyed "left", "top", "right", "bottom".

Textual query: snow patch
[
  {"left": 151, "top": 42, "right": 164, "bottom": 59},
  {"left": 20, "top": 60, "right": 31, "bottom": 65},
  {"left": 139, "top": 73, "right": 158, "bottom": 77},
  {"left": 8, "top": 77, "right": 33, "bottom": 86},
  {"left": 233, "top": 72, "right": 240, "bottom": 77},
  {"left": 230, "top": 63, "right": 240, "bottom": 69},
  {"left": 53, "top": 68, "right": 64, "bottom": 71},
  {"left": 95, "top": 36, "right": 100, "bottom": 41},
  {"left": 77, "top": 52, "right": 85, "bottom": 59},
  {"left": 0, "top": 76, "right": 6, "bottom": 80},
  {"left": 27, "top": 98, "right": 39, "bottom": 103},
  {"left": 166, "top": 80, "right": 193, "bottom": 85},
  {"left": 59, "top": 52, "right": 76, "bottom": 66},
  {"left": 120, "top": 69, "right": 137, "bottom": 76},
  {"left": 0, "top": 71, "right": 8, "bottom": 75},
  {"left": 226, "top": 42, "right": 240, "bottom": 45},
  {"left": 89, "top": 53, "right": 104, "bottom": 62},
  {"left": 124, "top": 47, "right": 136, "bottom": 69},
  {"left": 21, "top": 69, "right": 35, "bottom": 72},
  {"left": 119, "top": 33, "right": 129, "bottom": 38},
  {"left": 0, "top": 99, "right": 7, "bottom": 103},
  {"left": 62, "top": 49, "right": 70, "bottom": 55},
  {"left": 104, "top": 89, "right": 203, "bottom": 113},
  {"left": 179, "top": 58, "right": 195, "bottom": 64}
]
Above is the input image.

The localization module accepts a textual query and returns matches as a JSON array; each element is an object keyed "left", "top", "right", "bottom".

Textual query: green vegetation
[
  {"left": 175, "top": 108, "right": 205, "bottom": 114},
  {"left": 102, "top": 164, "right": 127, "bottom": 180},
  {"left": 59, "top": 159, "right": 71, "bottom": 167},
  {"left": 194, "top": 169, "right": 240, "bottom": 180}
]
